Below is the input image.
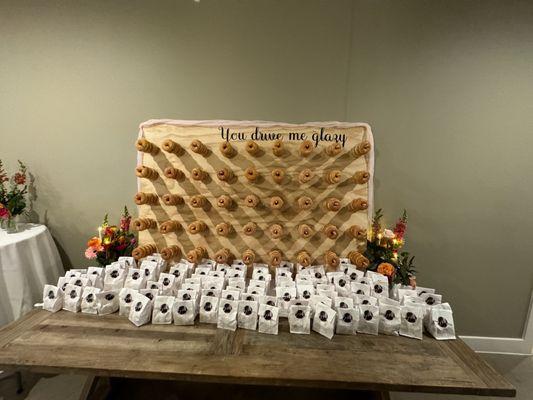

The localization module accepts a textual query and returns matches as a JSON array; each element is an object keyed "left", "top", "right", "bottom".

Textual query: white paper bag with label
[
  {"left": 104, "top": 265, "right": 126, "bottom": 291},
  {"left": 258, "top": 303, "right": 279, "bottom": 335},
  {"left": 158, "top": 273, "right": 177, "bottom": 295},
  {"left": 288, "top": 305, "right": 311, "bottom": 334},
  {"left": 400, "top": 305, "right": 424, "bottom": 340},
  {"left": 336, "top": 307, "right": 359, "bottom": 335},
  {"left": 238, "top": 300, "right": 258, "bottom": 330},
  {"left": 63, "top": 284, "right": 82, "bottom": 313},
  {"left": 217, "top": 299, "right": 238, "bottom": 331},
  {"left": 152, "top": 295, "right": 175, "bottom": 324},
  {"left": 426, "top": 305, "right": 456, "bottom": 340},
  {"left": 276, "top": 286, "right": 297, "bottom": 317},
  {"left": 43, "top": 285, "right": 63, "bottom": 313},
  {"left": 141, "top": 260, "right": 160, "bottom": 282},
  {"left": 81, "top": 286, "right": 101, "bottom": 314},
  {"left": 124, "top": 268, "right": 147, "bottom": 290},
  {"left": 312, "top": 303, "right": 336, "bottom": 339},
  {"left": 172, "top": 300, "right": 196, "bottom": 325},
  {"left": 199, "top": 295, "right": 219, "bottom": 324},
  {"left": 334, "top": 296, "right": 354, "bottom": 310},
  {"left": 96, "top": 291, "right": 119, "bottom": 315},
  {"left": 378, "top": 304, "right": 401, "bottom": 336},
  {"left": 118, "top": 288, "right": 138, "bottom": 317},
  {"left": 420, "top": 292, "right": 442, "bottom": 306},
  {"left": 357, "top": 304, "right": 379, "bottom": 335},
  {"left": 129, "top": 292, "right": 152, "bottom": 327}
]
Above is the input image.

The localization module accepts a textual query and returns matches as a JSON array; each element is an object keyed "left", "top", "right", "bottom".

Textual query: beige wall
[{"left": 1, "top": 0, "right": 532, "bottom": 338}]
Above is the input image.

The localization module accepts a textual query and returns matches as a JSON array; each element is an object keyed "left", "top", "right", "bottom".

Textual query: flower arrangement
[
  {"left": 85, "top": 207, "right": 137, "bottom": 266},
  {"left": 364, "top": 208, "right": 416, "bottom": 286},
  {"left": 0, "top": 160, "right": 28, "bottom": 231}
]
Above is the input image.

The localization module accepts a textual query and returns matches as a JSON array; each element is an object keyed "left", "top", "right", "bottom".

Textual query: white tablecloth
[{"left": 0, "top": 223, "right": 64, "bottom": 326}]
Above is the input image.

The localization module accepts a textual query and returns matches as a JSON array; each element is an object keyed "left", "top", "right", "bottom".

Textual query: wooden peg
[
  {"left": 323, "top": 224, "right": 339, "bottom": 239},
  {"left": 325, "top": 170, "right": 342, "bottom": 184},
  {"left": 324, "top": 197, "right": 341, "bottom": 212},
  {"left": 135, "top": 165, "right": 159, "bottom": 180},
  {"left": 268, "top": 249, "right": 282, "bottom": 267},
  {"left": 269, "top": 224, "right": 283, "bottom": 239},
  {"left": 244, "top": 166, "right": 259, "bottom": 182},
  {"left": 349, "top": 224, "right": 367, "bottom": 241},
  {"left": 351, "top": 140, "right": 371, "bottom": 158},
  {"left": 216, "top": 195, "right": 232, "bottom": 209},
  {"left": 214, "top": 248, "right": 232, "bottom": 264},
  {"left": 190, "top": 139, "right": 209, "bottom": 156},
  {"left": 272, "top": 139, "right": 284, "bottom": 156},
  {"left": 298, "top": 168, "right": 314, "bottom": 184},
  {"left": 349, "top": 197, "right": 368, "bottom": 212},
  {"left": 325, "top": 142, "right": 342, "bottom": 156},
  {"left": 216, "top": 167, "right": 234, "bottom": 182},
  {"left": 271, "top": 168, "right": 285, "bottom": 184},
  {"left": 244, "top": 194, "right": 260, "bottom": 208},
  {"left": 187, "top": 220, "right": 207, "bottom": 234},
  {"left": 354, "top": 171, "right": 370, "bottom": 185},
  {"left": 245, "top": 140, "right": 260, "bottom": 156},
  {"left": 187, "top": 246, "right": 208, "bottom": 264},
  {"left": 132, "top": 217, "right": 157, "bottom": 231},
  {"left": 191, "top": 167, "right": 208, "bottom": 181},
  {"left": 162, "top": 139, "right": 183, "bottom": 155},
  {"left": 132, "top": 244, "right": 157, "bottom": 260},
  {"left": 297, "top": 196, "right": 313, "bottom": 211},
  {"left": 190, "top": 195, "right": 207, "bottom": 208},
  {"left": 215, "top": 222, "right": 232, "bottom": 236},
  {"left": 325, "top": 250, "right": 340, "bottom": 270},
  {"left": 296, "top": 250, "right": 311, "bottom": 267},
  {"left": 136, "top": 138, "right": 159, "bottom": 155},
  {"left": 159, "top": 220, "right": 181, "bottom": 234},
  {"left": 243, "top": 222, "right": 257, "bottom": 236},
  {"left": 242, "top": 248, "right": 256, "bottom": 265},
  {"left": 164, "top": 167, "right": 184, "bottom": 180},
  {"left": 160, "top": 245, "right": 181, "bottom": 261},
  {"left": 348, "top": 251, "right": 370, "bottom": 269},
  {"left": 299, "top": 140, "right": 314, "bottom": 157},
  {"left": 298, "top": 224, "right": 313, "bottom": 239},
  {"left": 162, "top": 194, "right": 184, "bottom": 206},
  {"left": 219, "top": 142, "right": 236, "bottom": 158},
  {"left": 270, "top": 196, "right": 284, "bottom": 210},
  {"left": 133, "top": 192, "right": 158, "bottom": 206}
]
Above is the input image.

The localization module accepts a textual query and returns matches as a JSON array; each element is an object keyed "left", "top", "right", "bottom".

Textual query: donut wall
[{"left": 133, "top": 120, "right": 374, "bottom": 268}]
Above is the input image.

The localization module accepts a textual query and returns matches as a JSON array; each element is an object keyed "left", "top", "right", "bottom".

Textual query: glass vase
[{"left": 0, "top": 216, "right": 18, "bottom": 233}]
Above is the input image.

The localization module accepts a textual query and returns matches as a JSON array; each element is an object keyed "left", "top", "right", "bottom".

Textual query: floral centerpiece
[
  {"left": 0, "top": 160, "right": 28, "bottom": 232},
  {"left": 364, "top": 208, "right": 416, "bottom": 286},
  {"left": 85, "top": 207, "right": 137, "bottom": 266}
]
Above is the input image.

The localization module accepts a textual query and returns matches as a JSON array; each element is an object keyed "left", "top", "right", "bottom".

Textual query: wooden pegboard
[{"left": 134, "top": 120, "right": 374, "bottom": 265}]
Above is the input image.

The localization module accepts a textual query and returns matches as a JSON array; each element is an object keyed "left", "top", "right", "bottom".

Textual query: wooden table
[{"left": 0, "top": 310, "right": 515, "bottom": 398}]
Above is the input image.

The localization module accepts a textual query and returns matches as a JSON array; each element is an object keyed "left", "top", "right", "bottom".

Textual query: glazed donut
[
  {"left": 162, "top": 139, "right": 183, "bottom": 155},
  {"left": 298, "top": 224, "right": 313, "bottom": 239},
  {"left": 325, "top": 250, "right": 340, "bottom": 270},
  {"left": 269, "top": 249, "right": 282, "bottom": 267},
  {"left": 162, "top": 194, "right": 184, "bottom": 206},
  {"left": 272, "top": 139, "right": 284, "bottom": 156},
  {"left": 348, "top": 251, "right": 370, "bottom": 269},
  {"left": 354, "top": 171, "right": 370, "bottom": 185},
  {"left": 242, "top": 248, "right": 256, "bottom": 265},
  {"left": 217, "top": 195, "right": 232, "bottom": 209},
  {"left": 323, "top": 224, "right": 339, "bottom": 239},
  {"left": 271, "top": 168, "right": 285, "bottom": 184},
  {"left": 299, "top": 140, "right": 314, "bottom": 157},
  {"left": 190, "top": 195, "right": 207, "bottom": 208},
  {"left": 215, "top": 222, "right": 232, "bottom": 236},
  {"left": 191, "top": 168, "right": 208, "bottom": 181},
  {"left": 214, "top": 248, "right": 232, "bottom": 264},
  {"left": 242, "top": 222, "right": 257, "bottom": 236},
  {"left": 296, "top": 250, "right": 312, "bottom": 267},
  {"left": 216, "top": 167, "right": 234, "bottom": 182},
  {"left": 349, "top": 198, "right": 368, "bottom": 212},
  {"left": 134, "top": 192, "right": 158, "bottom": 206},
  {"left": 349, "top": 224, "right": 367, "bottom": 241},
  {"left": 219, "top": 142, "right": 236, "bottom": 158},
  {"left": 159, "top": 220, "right": 181, "bottom": 234},
  {"left": 135, "top": 166, "right": 159, "bottom": 180},
  {"left": 324, "top": 197, "right": 341, "bottom": 212},
  {"left": 136, "top": 138, "right": 159, "bottom": 155},
  {"left": 190, "top": 139, "right": 209, "bottom": 156},
  {"left": 269, "top": 224, "right": 283, "bottom": 239},
  {"left": 244, "top": 166, "right": 259, "bottom": 182},
  {"left": 298, "top": 168, "right": 314, "bottom": 184},
  {"left": 187, "top": 220, "right": 207, "bottom": 234},
  {"left": 325, "top": 142, "right": 342, "bottom": 156},
  {"left": 351, "top": 140, "right": 371, "bottom": 158},
  {"left": 187, "top": 246, "right": 208, "bottom": 264},
  {"left": 132, "top": 218, "right": 157, "bottom": 231},
  {"left": 325, "top": 170, "right": 342, "bottom": 184},
  {"left": 270, "top": 196, "right": 284, "bottom": 210},
  {"left": 132, "top": 244, "right": 157, "bottom": 260},
  {"left": 244, "top": 194, "right": 260, "bottom": 208},
  {"left": 164, "top": 167, "right": 184, "bottom": 180},
  {"left": 160, "top": 245, "right": 181, "bottom": 261},
  {"left": 297, "top": 196, "right": 313, "bottom": 211},
  {"left": 245, "top": 140, "right": 260, "bottom": 156}
]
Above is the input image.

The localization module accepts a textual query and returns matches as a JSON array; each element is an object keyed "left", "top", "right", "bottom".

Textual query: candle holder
[
  {"left": 135, "top": 165, "right": 159, "bottom": 180},
  {"left": 162, "top": 194, "right": 184, "bottom": 206},
  {"left": 160, "top": 245, "right": 181, "bottom": 260},
  {"left": 190, "top": 139, "right": 209, "bottom": 156},
  {"left": 349, "top": 197, "right": 368, "bottom": 212},
  {"left": 299, "top": 140, "right": 313, "bottom": 157},
  {"left": 134, "top": 192, "right": 158, "bottom": 206},
  {"left": 351, "top": 140, "right": 371, "bottom": 158},
  {"left": 190, "top": 195, "right": 208, "bottom": 208},
  {"left": 244, "top": 194, "right": 260, "bottom": 208},
  {"left": 272, "top": 139, "right": 284, "bottom": 156},
  {"left": 270, "top": 196, "right": 284, "bottom": 210},
  {"left": 353, "top": 171, "right": 370, "bottom": 185},
  {"left": 159, "top": 220, "right": 181, "bottom": 234},
  {"left": 132, "top": 217, "right": 157, "bottom": 231},
  {"left": 215, "top": 222, "right": 232, "bottom": 236},
  {"left": 298, "top": 224, "right": 313, "bottom": 239},
  {"left": 162, "top": 139, "right": 183, "bottom": 155},
  {"left": 164, "top": 167, "right": 184, "bottom": 180},
  {"left": 187, "top": 220, "right": 207, "bottom": 234},
  {"left": 136, "top": 138, "right": 159, "bottom": 155},
  {"left": 245, "top": 140, "right": 260, "bottom": 156},
  {"left": 219, "top": 142, "right": 236, "bottom": 158},
  {"left": 269, "top": 224, "right": 283, "bottom": 239},
  {"left": 216, "top": 195, "right": 232, "bottom": 209}
]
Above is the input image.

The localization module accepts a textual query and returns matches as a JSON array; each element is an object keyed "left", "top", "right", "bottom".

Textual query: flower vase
[{"left": 1, "top": 216, "right": 18, "bottom": 233}]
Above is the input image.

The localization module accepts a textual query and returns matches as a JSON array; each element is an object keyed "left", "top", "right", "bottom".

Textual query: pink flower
[
  {"left": 0, "top": 205, "right": 10, "bottom": 220},
  {"left": 14, "top": 172, "right": 26, "bottom": 185},
  {"left": 85, "top": 247, "right": 98, "bottom": 260}
]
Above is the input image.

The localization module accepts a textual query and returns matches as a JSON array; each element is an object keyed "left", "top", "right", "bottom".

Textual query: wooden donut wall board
[{"left": 135, "top": 120, "right": 374, "bottom": 265}]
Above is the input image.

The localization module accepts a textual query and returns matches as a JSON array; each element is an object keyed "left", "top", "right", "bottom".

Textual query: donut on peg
[
  {"left": 187, "top": 220, "right": 207, "bottom": 234},
  {"left": 349, "top": 197, "right": 368, "bottom": 212},
  {"left": 135, "top": 165, "right": 159, "bottom": 180},
  {"left": 353, "top": 171, "right": 370, "bottom": 185},
  {"left": 132, "top": 218, "right": 157, "bottom": 231},
  {"left": 159, "top": 220, "right": 181, "bottom": 234},
  {"left": 324, "top": 197, "right": 341, "bottom": 212},
  {"left": 272, "top": 139, "right": 284, "bottom": 156},
  {"left": 269, "top": 224, "right": 283, "bottom": 239},
  {"left": 297, "top": 196, "right": 313, "bottom": 211},
  {"left": 134, "top": 192, "right": 158, "bottom": 206},
  {"left": 214, "top": 248, "right": 232, "bottom": 264},
  {"left": 242, "top": 248, "right": 256, "bottom": 265},
  {"left": 219, "top": 142, "right": 236, "bottom": 158},
  {"left": 296, "top": 250, "right": 312, "bottom": 268},
  {"left": 216, "top": 195, "right": 232, "bottom": 209},
  {"left": 242, "top": 222, "right": 257, "bottom": 236},
  {"left": 160, "top": 245, "right": 181, "bottom": 261},
  {"left": 268, "top": 249, "right": 282, "bottom": 267},
  {"left": 325, "top": 142, "right": 342, "bottom": 156},
  {"left": 325, "top": 250, "right": 340, "bottom": 270},
  {"left": 298, "top": 224, "right": 313, "bottom": 239},
  {"left": 216, "top": 167, "right": 234, "bottom": 182},
  {"left": 271, "top": 168, "right": 285, "bottom": 184},
  {"left": 351, "top": 140, "right": 371, "bottom": 158},
  {"left": 187, "top": 246, "right": 208, "bottom": 264},
  {"left": 215, "top": 222, "right": 232, "bottom": 236},
  {"left": 270, "top": 196, "right": 284, "bottom": 210},
  {"left": 162, "top": 194, "right": 184, "bottom": 206},
  {"left": 132, "top": 244, "right": 157, "bottom": 260},
  {"left": 190, "top": 195, "right": 208, "bottom": 208},
  {"left": 245, "top": 140, "right": 260, "bottom": 156},
  {"left": 325, "top": 170, "right": 342, "bottom": 184},
  {"left": 164, "top": 167, "right": 184, "bottom": 180},
  {"left": 190, "top": 139, "right": 209, "bottom": 156},
  {"left": 323, "top": 224, "right": 339, "bottom": 239},
  {"left": 299, "top": 140, "right": 314, "bottom": 157},
  {"left": 348, "top": 251, "right": 370, "bottom": 269},
  {"left": 244, "top": 166, "right": 259, "bottom": 182},
  {"left": 298, "top": 168, "right": 314, "bottom": 184},
  {"left": 162, "top": 139, "right": 183, "bottom": 155},
  {"left": 135, "top": 138, "right": 159, "bottom": 155},
  {"left": 244, "top": 194, "right": 260, "bottom": 208},
  {"left": 348, "top": 224, "right": 367, "bottom": 241}
]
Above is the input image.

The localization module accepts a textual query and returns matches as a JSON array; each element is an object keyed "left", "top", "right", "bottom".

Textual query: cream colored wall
[{"left": 1, "top": 0, "right": 531, "bottom": 338}]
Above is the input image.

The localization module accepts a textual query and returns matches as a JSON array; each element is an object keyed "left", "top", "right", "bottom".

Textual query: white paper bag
[
  {"left": 217, "top": 299, "right": 238, "bottom": 331},
  {"left": 62, "top": 284, "right": 82, "bottom": 312},
  {"left": 43, "top": 285, "right": 63, "bottom": 313},
  {"left": 420, "top": 292, "right": 442, "bottom": 306},
  {"left": 259, "top": 295, "right": 278, "bottom": 307},
  {"left": 336, "top": 307, "right": 359, "bottom": 335},
  {"left": 221, "top": 289, "right": 241, "bottom": 302},
  {"left": 118, "top": 288, "right": 138, "bottom": 317},
  {"left": 96, "top": 291, "right": 119, "bottom": 315},
  {"left": 351, "top": 282, "right": 371, "bottom": 296},
  {"left": 201, "top": 288, "right": 221, "bottom": 299},
  {"left": 258, "top": 303, "right": 279, "bottom": 335},
  {"left": 296, "top": 284, "right": 315, "bottom": 300},
  {"left": 199, "top": 296, "right": 219, "bottom": 324},
  {"left": 288, "top": 305, "right": 311, "bottom": 334},
  {"left": 334, "top": 296, "right": 354, "bottom": 310},
  {"left": 146, "top": 280, "right": 162, "bottom": 293},
  {"left": 124, "top": 268, "right": 147, "bottom": 290},
  {"left": 357, "top": 304, "right": 379, "bottom": 335},
  {"left": 426, "top": 308, "right": 456, "bottom": 340},
  {"left": 152, "top": 295, "right": 175, "bottom": 324},
  {"left": 378, "top": 304, "right": 401, "bottom": 336},
  {"left": 172, "top": 300, "right": 196, "bottom": 325},
  {"left": 129, "top": 292, "right": 152, "bottom": 326},
  {"left": 81, "top": 286, "right": 101, "bottom": 314},
  {"left": 141, "top": 260, "right": 160, "bottom": 282},
  {"left": 400, "top": 305, "right": 424, "bottom": 340},
  {"left": 104, "top": 265, "right": 126, "bottom": 291},
  {"left": 237, "top": 300, "right": 258, "bottom": 330},
  {"left": 158, "top": 273, "right": 177, "bottom": 295},
  {"left": 57, "top": 276, "right": 69, "bottom": 292},
  {"left": 312, "top": 303, "right": 336, "bottom": 339},
  {"left": 118, "top": 256, "right": 136, "bottom": 269},
  {"left": 276, "top": 286, "right": 297, "bottom": 317}
]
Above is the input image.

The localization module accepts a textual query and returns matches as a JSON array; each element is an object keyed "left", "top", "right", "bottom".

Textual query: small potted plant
[{"left": 0, "top": 160, "right": 28, "bottom": 233}]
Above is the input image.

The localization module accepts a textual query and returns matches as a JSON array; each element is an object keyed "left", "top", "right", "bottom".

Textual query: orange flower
[
  {"left": 377, "top": 262, "right": 395, "bottom": 277},
  {"left": 87, "top": 237, "right": 101, "bottom": 248}
]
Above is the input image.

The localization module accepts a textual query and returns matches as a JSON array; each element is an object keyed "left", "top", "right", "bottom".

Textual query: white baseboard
[{"left": 460, "top": 335, "right": 532, "bottom": 356}]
